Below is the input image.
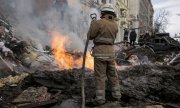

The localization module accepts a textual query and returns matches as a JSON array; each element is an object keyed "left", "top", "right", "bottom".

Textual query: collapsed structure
[
  {"left": 0, "top": 14, "right": 180, "bottom": 107},
  {"left": 0, "top": 0, "right": 180, "bottom": 108}
]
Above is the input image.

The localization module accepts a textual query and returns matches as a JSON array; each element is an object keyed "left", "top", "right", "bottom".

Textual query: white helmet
[{"left": 101, "top": 3, "right": 116, "bottom": 17}]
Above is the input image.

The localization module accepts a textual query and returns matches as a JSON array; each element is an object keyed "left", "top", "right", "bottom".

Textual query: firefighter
[{"left": 87, "top": 4, "right": 121, "bottom": 106}]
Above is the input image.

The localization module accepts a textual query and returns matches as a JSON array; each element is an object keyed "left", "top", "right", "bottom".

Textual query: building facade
[
  {"left": 115, "top": 0, "right": 129, "bottom": 42},
  {"left": 81, "top": 0, "right": 154, "bottom": 42},
  {"left": 128, "top": 0, "right": 154, "bottom": 41},
  {"left": 81, "top": 0, "right": 130, "bottom": 42},
  {"left": 139, "top": 0, "right": 154, "bottom": 34}
]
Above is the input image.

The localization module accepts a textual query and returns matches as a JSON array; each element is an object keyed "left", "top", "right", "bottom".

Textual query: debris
[
  {"left": 12, "top": 87, "right": 51, "bottom": 103},
  {"left": 12, "top": 87, "right": 65, "bottom": 108},
  {"left": 13, "top": 66, "right": 178, "bottom": 107},
  {"left": 119, "top": 65, "right": 180, "bottom": 105},
  {"left": 145, "top": 105, "right": 164, "bottom": 108},
  {"left": 0, "top": 41, "right": 13, "bottom": 57},
  {"left": 20, "top": 46, "right": 59, "bottom": 72},
  {"left": 126, "top": 47, "right": 155, "bottom": 62},
  {"left": 13, "top": 98, "right": 59, "bottom": 108},
  {"left": 139, "top": 33, "right": 180, "bottom": 52},
  {"left": 127, "top": 55, "right": 141, "bottom": 65},
  {"left": 169, "top": 53, "right": 180, "bottom": 67},
  {"left": 127, "top": 55, "right": 153, "bottom": 66},
  {"left": 0, "top": 73, "right": 28, "bottom": 88},
  {"left": 0, "top": 55, "right": 14, "bottom": 71},
  {"left": 0, "top": 26, "right": 6, "bottom": 34},
  {"left": 1, "top": 61, "right": 180, "bottom": 107},
  {"left": 52, "top": 99, "right": 79, "bottom": 108},
  {"left": 0, "top": 83, "right": 5, "bottom": 88},
  {"left": 0, "top": 41, "right": 4, "bottom": 48},
  {"left": 0, "top": 16, "right": 58, "bottom": 72},
  {"left": 0, "top": 4, "right": 180, "bottom": 108}
]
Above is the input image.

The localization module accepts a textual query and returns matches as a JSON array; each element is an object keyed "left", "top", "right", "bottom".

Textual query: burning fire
[{"left": 51, "top": 31, "right": 94, "bottom": 70}]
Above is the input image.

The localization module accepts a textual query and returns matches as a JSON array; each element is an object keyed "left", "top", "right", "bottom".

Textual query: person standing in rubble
[
  {"left": 144, "top": 31, "right": 150, "bottom": 44},
  {"left": 124, "top": 28, "right": 129, "bottom": 41},
  {"left": 87, "top": 4, "right": 121, "bottom": 106},
  {"left": 129, "top": 29, "right": 137, "bottom": 46}
]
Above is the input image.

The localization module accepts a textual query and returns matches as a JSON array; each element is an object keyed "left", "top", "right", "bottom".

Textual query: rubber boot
[
  {"left": 92, "top": 90, "right": 106, "bottom": 106},
  {"left": 111, "top": 86, "right": 121, "bottom": 101}
]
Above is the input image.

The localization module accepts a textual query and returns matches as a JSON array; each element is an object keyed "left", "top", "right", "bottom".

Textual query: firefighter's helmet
[{"left": 101, "top": 4, "right": 116, "bottom": 17}]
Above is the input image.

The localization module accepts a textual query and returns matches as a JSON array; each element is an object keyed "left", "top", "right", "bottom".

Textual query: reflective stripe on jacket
[{"left": 87, "top": 14, "right": 118, "bottom": 58}]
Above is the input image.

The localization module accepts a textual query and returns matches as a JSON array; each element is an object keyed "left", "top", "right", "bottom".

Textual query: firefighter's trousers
[{"left": 94, "top": 58, "right": 121, "bottom": 101}]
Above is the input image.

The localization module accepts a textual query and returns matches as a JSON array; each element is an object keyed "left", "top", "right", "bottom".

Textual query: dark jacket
[
  {"left": 124, "top": 29, "right": 129, "bottom": 37},
  {"left": 130, "top": 30, "right": 137, "bottom": 41}
]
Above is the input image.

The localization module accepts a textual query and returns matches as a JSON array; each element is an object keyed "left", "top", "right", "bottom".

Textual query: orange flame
[{"left": 51, "top": 31, "right": 94, "bottom": 70}]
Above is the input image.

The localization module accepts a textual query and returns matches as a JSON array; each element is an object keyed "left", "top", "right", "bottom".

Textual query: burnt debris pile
[
  {"left": 0, "top": 8, "right": 180, "bottom": 108},
  {"left": 0, "top": 66, "right": 180, "bottom": 108}
]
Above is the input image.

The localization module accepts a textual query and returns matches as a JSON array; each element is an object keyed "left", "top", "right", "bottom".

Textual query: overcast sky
[{"left": 152, "top": 0, "right": 180, "bottom": 36}]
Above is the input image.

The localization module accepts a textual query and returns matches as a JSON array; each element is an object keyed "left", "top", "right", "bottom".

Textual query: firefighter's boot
[
  {"left": 92, "top": 90, "right": 106, "bottom": 106},
  {"left": 111, "top": 85, "right": 121, "bottom": 101}
]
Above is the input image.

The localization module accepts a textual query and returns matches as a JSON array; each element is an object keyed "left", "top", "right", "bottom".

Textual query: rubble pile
[
  {"left": 0, "top": 65, "right": 180, "bottom": 108},
  {"left": 0, "top": 73, "right": 28, "bottom": 88},
  {"left": 168, "top": 53, "right": 180, "bottom": 67},
  {"left": 115, "top": 44, "right": 180, "bottom": 67},
  {"left": 119, "top": 65, "right": 180, "bottom": 105},
  {"left": 126, "top": 47, "right": 155, "bottom": 62},
  {"left": 0, "top": 17, "right": 59, "bottom": 73},
  {"left": 0, "top": 8, "right": 180, "bottom": 108},
  {"left": 0, "top": 17, "right": 24, "bottom": 74},
  {"left": 12, "top": 86, "right": 51, "bottom": 107}
]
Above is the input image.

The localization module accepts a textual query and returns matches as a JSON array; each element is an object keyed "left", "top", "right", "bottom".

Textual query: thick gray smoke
[{"left": 0, "top": 0, "right": 91, "bottom": 51}]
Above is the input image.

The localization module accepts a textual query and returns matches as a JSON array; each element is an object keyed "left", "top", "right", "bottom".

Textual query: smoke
[
  {"left": 0, "top": 0, "right": 91, "bottom": 51},
  {"left": 112, "top": 0, "right": 117, "bottom": 5}
]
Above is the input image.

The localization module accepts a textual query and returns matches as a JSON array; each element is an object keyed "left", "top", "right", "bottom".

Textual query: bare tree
[{"left": 154, "top": 9, "right": 169, "bottom": 33}]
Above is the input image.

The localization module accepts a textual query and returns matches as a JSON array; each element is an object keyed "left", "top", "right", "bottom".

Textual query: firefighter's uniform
[{"left": 87, "top": 8, "right": 121, "bottom": 104}]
